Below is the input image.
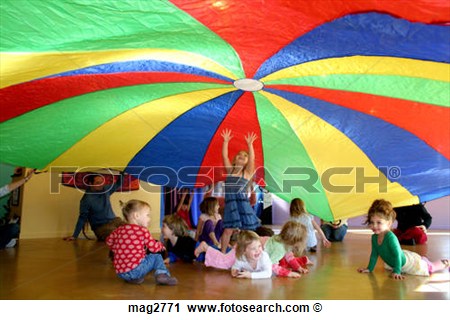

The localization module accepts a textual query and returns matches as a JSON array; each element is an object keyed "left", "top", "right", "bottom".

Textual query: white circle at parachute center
[{"left": 233, "top": 78, "right": 264, "bottom": 91}]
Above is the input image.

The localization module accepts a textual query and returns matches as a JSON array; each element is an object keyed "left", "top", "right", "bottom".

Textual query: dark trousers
[
  {"left": 0, "top": 223, "right": 20, "bottom": 249},
  {"left": 93, "top": 217, "right": 126, "bottom": 241}
]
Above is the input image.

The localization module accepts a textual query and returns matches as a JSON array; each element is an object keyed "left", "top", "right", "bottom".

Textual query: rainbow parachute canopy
[{"left": 1, "top": 0, "right": 449, "bottom": 221}]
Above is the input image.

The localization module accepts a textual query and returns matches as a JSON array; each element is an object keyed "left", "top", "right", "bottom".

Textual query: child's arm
[
  {"left": 231, "top": 258, "right": 245, "bottom": 277},
  {"left": 221, "top": 129, "right": 233, "bottom": 173},
  {"left": 105, "top": 231, "right": 115, "bottom": 249},
  {"left": 272, "top": 263, "right": 301, "bottom": 278},
  {"left": 244, "top": 132, "right": 257, "bottom": 176},
  {"left": 187, "top": 189, "right": 193, "bottom": 210},
  {"left": 194, "top": 217, "right": 205, "bottom": 242},
  {"left": 144, "top": 231, "right": 165, "bottom": 253},
  {"left": 234, "top": 270, "right": 252, "bottom": 278},
  {"left": 357, "top": 235, "right": 378, "bottom": 273},
  {"left": 312, "top": 218, "right": 331, "bottom": 248},
  {"left": 386, "top": 232, "right": 405, "bottom": 279},
  {"left": 175, "top": 189, "right": 187, "bottom": 212},
  {"left": 231, "top": 268, "right": 240, "bottom": 277},
  {"left": 232, "top": 253, "right": 272, "bottom": 279},
  {"left": 391, "top": 273, "right": 405, "bottom": 280},
  {"left": 208, "top": 231, "right": 221, "bottom": 248},
  {"left": 108, "top": 171, "right": 125, "bottom": 195},
  {"left": 284, "top": 252, "right": 309, "bottom": 274}
]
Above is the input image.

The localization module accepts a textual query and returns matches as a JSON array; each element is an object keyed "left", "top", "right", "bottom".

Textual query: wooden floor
[{"left": 1, "top": 229, "right": 449, "bottom": 300}]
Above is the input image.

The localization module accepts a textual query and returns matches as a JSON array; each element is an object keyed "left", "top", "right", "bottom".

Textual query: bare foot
[
  {"left": 288, "top": 271, "right": 301, "bottom": 279},
  {"left": 194, "top": 241, "right": 208, "bottom": 257},
  {"left": 441, "top": 259, "right": 449, "bottom": 272},
  {"left": 297, "top": 267, "right": 309, "bottom": 274}
]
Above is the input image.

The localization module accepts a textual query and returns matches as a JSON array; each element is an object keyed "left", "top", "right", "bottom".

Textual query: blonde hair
[
  {"left": 199, "top": 196, "right": 218, "bottom": 216},
  {"left": 364, "top": 199, "right": 396, "bottom": 226},
  {"left": 163, "top": 214, "right": 188, "bottom": 237},
  {"left": 119, "top": 199, "right": 150, "bottom": 222},
  {"left": 290, "top": 198, "right": 306, "bottom": 218},
  {"left": 235, "top": 230, "right": 261, "bottom": 259},
  {"left": 231, "top": 150, "right": 249, "bottom": 171},
  {"left": 274, "top": 220, "right": 307, "bottom": 256}
]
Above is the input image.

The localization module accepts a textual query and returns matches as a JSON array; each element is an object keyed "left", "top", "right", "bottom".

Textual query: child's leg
[
  {"left": 427, "top": 258, "right": 449, "bottom": 273},
  {"left": 204, "top": 246, "right": 236, "bottom": 269},
  {"left": 298, "top": 256, "right": 314, "bottom": 267},
  {"left": 150, "top": 254, "right": 172, "bottom": 276},
  {"left": 278, "top": 257, "right": 290, "bottom": 269},
  {"left": 283, "top": 252, "right": 311, "bottom": 272},
  {"left": 333, "top": 225, "right": 348, "bottom": 242},
  {"left": 288, "top": 257, "right": 310, "bottom": 272},
  {"left": 395, "top": 227, "right": 427, "bottom": 245},
  {"left": 148, "top": 254, "right": 178, "bottom": 285},
  {"left": 220, "top": 228, "right": 234, "bottom": 253},
  {"left": 118, "top": 253, "right": 174, "bottom": 284},
  {"left": 403, "top": 227, "right": 427, "bottom": 244},
  {"left": 194, "top": 241, "right": 209, "bottom": 257},
  {"left": 320, "top": 225, "right": 332, "bottom": 241}
]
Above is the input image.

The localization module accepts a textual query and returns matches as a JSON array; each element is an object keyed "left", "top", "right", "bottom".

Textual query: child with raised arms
[{"left": 220, "top": 129, "right": 261, "bottom": 252}]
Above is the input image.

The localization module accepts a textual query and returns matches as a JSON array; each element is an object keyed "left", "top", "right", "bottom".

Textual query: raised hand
[
  {"left": 221, "top": 128, "right": 233, "bottom": 142},
  {"left": 244, "top": 132, "right": 257, "bottom": 145}
]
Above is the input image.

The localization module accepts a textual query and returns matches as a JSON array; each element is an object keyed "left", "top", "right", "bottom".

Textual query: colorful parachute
[{"left": 1, "top": 0, "right": 449, "bottom": 221}]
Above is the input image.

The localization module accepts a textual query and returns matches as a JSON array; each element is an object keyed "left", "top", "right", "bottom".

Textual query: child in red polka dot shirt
[{"left": 106, "top": 199, "right": 177, "bottom": 285}]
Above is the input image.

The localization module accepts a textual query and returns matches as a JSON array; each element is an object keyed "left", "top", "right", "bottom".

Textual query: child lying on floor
[
  {"left": 161, "top": 214, "right": 200, "bottom": 263},
  {"left": 195, "top": 220, "right": 313, "bottom": 278},
  {"left": 231, "top": 230, "right": 272, "bottom": 279},
  {"left": 357, "top": 199, "right": 449, "bottom": 280}
]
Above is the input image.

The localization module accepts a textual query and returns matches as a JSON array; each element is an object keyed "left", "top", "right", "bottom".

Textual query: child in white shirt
[{"left": 231, "top": 230, "right": 272, "bottom": 279}]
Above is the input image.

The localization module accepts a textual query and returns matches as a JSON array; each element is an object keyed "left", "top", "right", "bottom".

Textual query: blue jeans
[
  {"left": 321, "top": 224, "right": 348, "bottom": 242},
  {"left": 118, "top": 253, "right": 170, "bottom": 281}
]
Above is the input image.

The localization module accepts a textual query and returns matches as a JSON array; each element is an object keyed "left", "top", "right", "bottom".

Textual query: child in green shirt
[{"left": 357, "top": 199, "right": 448, "bottom": 280}]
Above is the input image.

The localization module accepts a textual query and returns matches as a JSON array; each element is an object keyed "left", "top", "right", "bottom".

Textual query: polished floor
[{"left": 1, "top": 229, "right": 449, "bottom": 300}]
